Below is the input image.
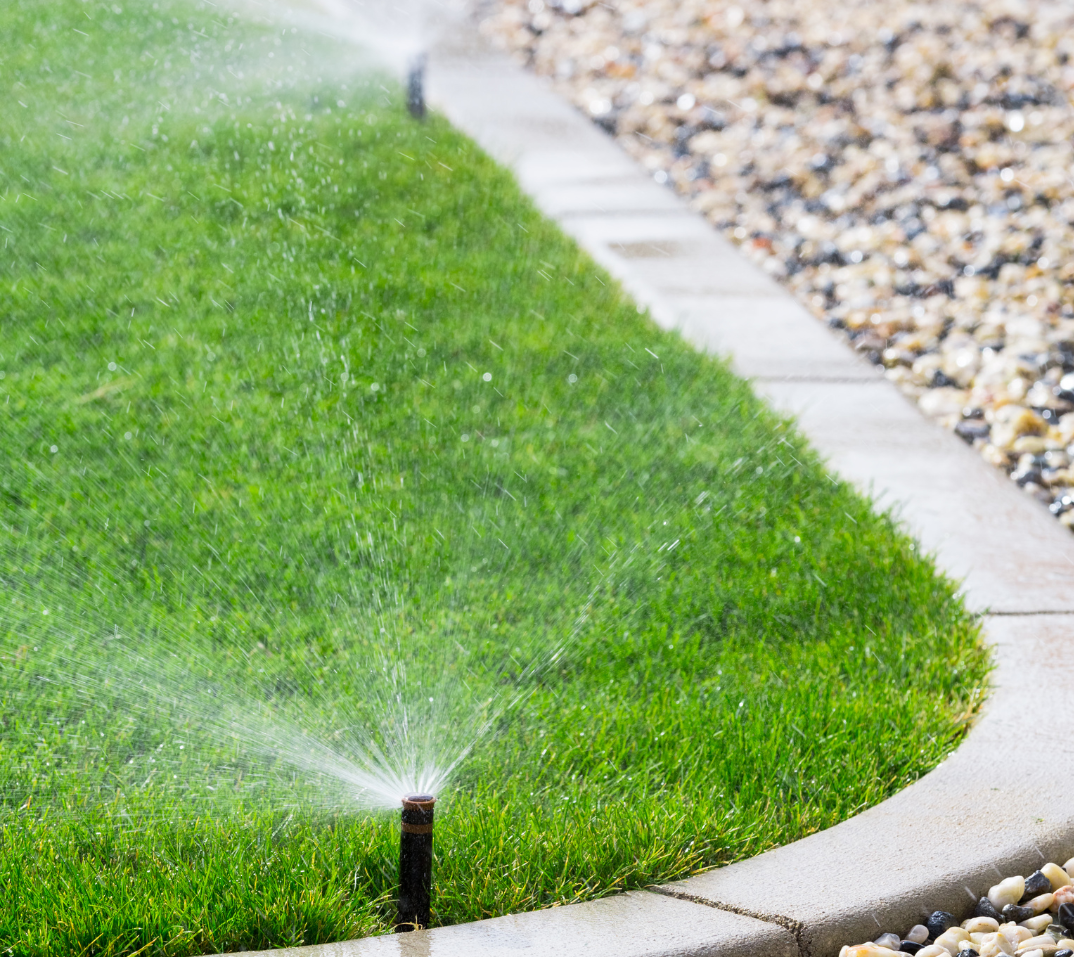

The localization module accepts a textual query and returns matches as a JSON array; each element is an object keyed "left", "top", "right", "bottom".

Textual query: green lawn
[{"left": 0, "top": 1, "right": 988, "bottom": 955}]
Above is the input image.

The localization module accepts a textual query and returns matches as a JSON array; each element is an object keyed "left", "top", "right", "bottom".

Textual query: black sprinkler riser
[{"left": 396, "top": 793, "right": 435, "bottom": 932}]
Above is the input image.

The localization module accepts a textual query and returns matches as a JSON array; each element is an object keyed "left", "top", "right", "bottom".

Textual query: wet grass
[{"left": 0, "top": 0, "right": 989, "bottom": 954}]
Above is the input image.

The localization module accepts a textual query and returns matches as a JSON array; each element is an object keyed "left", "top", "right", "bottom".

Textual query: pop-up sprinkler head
[
  {"left": 395, "top": 793, "right": 435, "bottom": 932},
  {"left": 406, "top": 53, "right": 427, "bottom": 120}
]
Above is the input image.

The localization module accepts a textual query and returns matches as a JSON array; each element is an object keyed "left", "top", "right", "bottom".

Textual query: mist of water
[{"left": 235, "top": 0, "right": 469, "bottom": 80}]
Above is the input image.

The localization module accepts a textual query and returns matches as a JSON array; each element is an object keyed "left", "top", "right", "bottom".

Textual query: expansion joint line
[{"left": 646, "top": 886, "right": 808, "bottom": 957}]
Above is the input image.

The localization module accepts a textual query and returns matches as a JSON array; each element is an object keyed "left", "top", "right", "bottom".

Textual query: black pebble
[
  {"left": 1059, "top": 902, "right": 1074, "bottom": 931},
  {"left": 1001, "top": 903, "right": 1035, "bottom": 923},
  {"left": 972, "top": 897, "right": 1002, "bottom": 922},
  {"left": 926, "top": 910, "right": 956, "bottom": 939},
  {"left": 1055, "top": 950, "right": 1073, "bottom": 957},
  {"left": 900, "top": 943, "right": 923, "bottom": 955},
  {"left": 956, "top": 950, "right": 978, "bottom": 957},
  {"left": 1022, "top": 870, "right": 1053, "bottom": 901}
]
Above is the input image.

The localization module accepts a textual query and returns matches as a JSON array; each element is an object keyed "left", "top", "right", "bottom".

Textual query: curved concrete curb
[{"left": 231, "top": 14, "right": 1074, "bottom": 957}]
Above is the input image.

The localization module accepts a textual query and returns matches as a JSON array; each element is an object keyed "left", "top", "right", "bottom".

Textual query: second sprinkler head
[{"left": 406, "top": 54, "right": 427, "bottom": 121}]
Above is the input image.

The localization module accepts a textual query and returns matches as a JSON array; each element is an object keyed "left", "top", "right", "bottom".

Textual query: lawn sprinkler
[
  {"left": 395, "top": 793, "right": 436, "bottom": 932},
  {"left": 407, "top": 53, "right": 427, "bottom": 120}
]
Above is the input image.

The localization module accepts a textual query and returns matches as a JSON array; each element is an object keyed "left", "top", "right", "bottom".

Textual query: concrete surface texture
[
  {"left": 233, "top": 891, "right": 797, "bottom": 957},
  {"left": 224, "top": 13, "right": 1074, "bottom": 957}
]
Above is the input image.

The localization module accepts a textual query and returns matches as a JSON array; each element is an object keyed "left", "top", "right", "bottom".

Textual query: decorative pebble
[
  {"left": 1016, "top": 940, "right": 1055, "bottom": 956},
  {"left": 966, "top": 919, "right": 1002, "bottom": 935},
  {"left": 930, "top": 914, "right": 960, "bottom": 939},
  {"left": 937, "top": 928, "right": 973, "bottom": 954},
  {"left": 993, "top": 880, "right": 1029, "bottom": 912},
  {"left": 1027, "top": 873, "right": 1056, "bottom": 900},
  {"left": 482, "top": 0, "right": 1074, "bottom": 529},
  {"left": 976, "top": 899, "right": 1005, "bottom": 922},
  {"left": 829, "top": 860, "right": 1074, "bottom": 957},
  {"left": 1028, "top": 895, "right": 1057, "bottom": 916},
  {"left": 1065, "top": 861, "right": 1074, "bottom": 880},
  {"left": 1042, "top": 865, "right": 1072, "bottom": 892},
  {"left": 844, "top": 945, "right": 909, "bottom": 957},
  {"left": 1023, "top": 916, "right": 1056, "bottom": 935},
  {"left": 1005, "top": 905, "right": 1037, "bottom": 925},
  {"left": 1055, "top": 888, "right": 1074, "bottom": 908},
  {"left": 976, "top": 932, "right": 1014, "bottom": 957}
]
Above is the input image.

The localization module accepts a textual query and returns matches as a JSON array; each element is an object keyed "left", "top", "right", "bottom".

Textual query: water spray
[
  {"left": 395, "top": 793, "right": 436, "bottom": 932},
  {"left": 406, "top": 53, "right": 427, "bottom": 120}
]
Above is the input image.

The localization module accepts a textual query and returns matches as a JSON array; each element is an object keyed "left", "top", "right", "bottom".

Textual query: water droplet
[
  {"left": 124, "top": 431, "right": 133, "bottom": 440},
  {"left": 482, "top": 372, "right": 492, "bottom": 382}
]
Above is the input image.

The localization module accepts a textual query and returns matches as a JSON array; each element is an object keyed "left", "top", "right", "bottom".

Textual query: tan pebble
[
  {"left": 917, "top": 947, "right": 953, "bottom": 957},
  {"left": 965, "top": 918, "right": 1001, "bottom": 934},
  {"left": 1064, "top": 856, "right": 1074, "bottom": 878},
  {"left": 936, "top": 928, "right": 972, "bottom": 955},
  {"left": 1044, "top": 861, "right": 1074, "bottom": 889},
  {"left": 1011, "top": 435, "right": 1050, "bottom": 454},
  {"left": 1020, "top": 914, "right": 1052, "bottom": 933},
  {"left": 990, "top": 408, "right": 1046, "bottom": 449},
  {"left": 978, "top": 931, "right": 1015, "bottom": 957},
  {"left": 991, "top": 877, "right": 1029, "bottom": 910},
  {"left": 1058, "top": 941, "right": 1074, "bottom": 951},
  {"left": 1018, "top": 935, "right": 1058, "bottom": 953}
]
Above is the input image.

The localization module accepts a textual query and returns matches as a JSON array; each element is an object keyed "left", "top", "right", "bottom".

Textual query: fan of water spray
[{"left": 0, "top": 514, "right": 609, "bottom": 822}]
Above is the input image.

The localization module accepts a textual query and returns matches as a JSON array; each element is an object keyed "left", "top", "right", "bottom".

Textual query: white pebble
[
  {"left": 1002, "top": 925, "right": 1033, "bottom": 946},
  {"left": 990, "top": 876, "right": 1027, "bottom": 910},
  {"left": 1025, "top": 894, "right": 1054, "bottom": 915},
  {"left": 1041, "top": 863, "right": 1071, "bottom": 890},
  {"left": 964, "top": 918, "right": 1000, "bottom": 934},
  {"left": 1019, "top": 914, "right": 1052, "bottom": 933},
  {"left": 907, "top": 925, "right": 931, "bottom": 944},
  {"left": 977, "top": 932, "right": 1015, "bottom": 957},
  {"left": 1016, "top": 936, "right": 1057, "bottom": 954},
  {"left": 1064, "top": 857, "right": 1074, "bottom": 880},
  {"left": 875, "top": 933, "right": 902, "bottom": 951},
  {"left": 935, "top": 928, "right": 971, "bottom": 955},
  {"left": 916, "top": 947, "right": 953, "bottom": 957}
]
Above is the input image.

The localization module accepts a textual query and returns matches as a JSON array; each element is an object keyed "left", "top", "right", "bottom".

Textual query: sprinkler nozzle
[
  {"left": 395, "top": 792, "right": 435, "bottom": 932},
  {"left": 406, "top": 54, "right": 427, "bottom": 121}
]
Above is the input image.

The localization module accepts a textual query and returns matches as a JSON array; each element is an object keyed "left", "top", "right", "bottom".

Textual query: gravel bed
[
  {"left": 838, "top": 861, "right": 1074, "bottom": 957},
  {"left": 480, "top": 0, "right": 1074, "bottom": 527}
]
